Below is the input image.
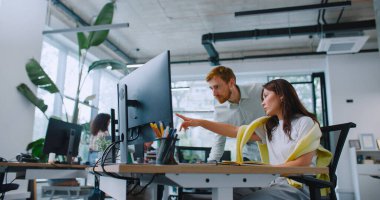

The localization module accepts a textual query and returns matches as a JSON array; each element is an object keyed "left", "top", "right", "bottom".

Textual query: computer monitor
[
  {"left": 43, "top": 118, "right": 83, "bottom": 163},
  {"left": 117, "top": 51, "right": 173, "bottom": 163}
]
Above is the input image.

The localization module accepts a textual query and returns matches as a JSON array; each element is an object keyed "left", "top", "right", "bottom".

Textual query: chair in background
[{"left": 289, "top": 122, "right": 356, "bottom": 200}]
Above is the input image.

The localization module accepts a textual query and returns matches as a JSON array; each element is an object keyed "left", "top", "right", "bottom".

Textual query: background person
[{"left": 89, "top": 113, "right": 111, "bottom": 165}]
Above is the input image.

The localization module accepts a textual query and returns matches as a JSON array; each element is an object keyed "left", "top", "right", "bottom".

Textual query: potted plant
[{"left": 17, "top": 1, "right": 127, "bottom": 162}]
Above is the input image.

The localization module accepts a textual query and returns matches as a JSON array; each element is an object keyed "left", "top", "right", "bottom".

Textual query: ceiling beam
[
  {"left": 202, "top": 20, "right": 376, "bottom": 65},
  {"left": 235, "top": 1, "right": 351, "bottom": 17},
  {"left": 51, "top": 0, "right": 136, "bottom": 64}
]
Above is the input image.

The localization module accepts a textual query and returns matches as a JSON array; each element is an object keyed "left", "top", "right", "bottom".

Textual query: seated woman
[
  {"left": 88, "top": 113, "right": 111, "bottom": 165},
  {"left": 176, "top": 79, "right": 326, "bottom": 200}
]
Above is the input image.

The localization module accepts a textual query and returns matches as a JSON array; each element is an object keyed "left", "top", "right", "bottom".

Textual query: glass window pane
[
  {"left": 98, "top": 71, "right": 118, "bottom": 114},
  {"left": 33, "top": 41, "right": 59, "bottom": 140}
]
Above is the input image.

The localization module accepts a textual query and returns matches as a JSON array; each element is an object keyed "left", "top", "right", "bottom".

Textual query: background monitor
[
  {"left": 43, "top": 118, "right": 82, "bottom": 163},
  {"left": 117, "top": 51, "right": 173, "bottom": 163}
]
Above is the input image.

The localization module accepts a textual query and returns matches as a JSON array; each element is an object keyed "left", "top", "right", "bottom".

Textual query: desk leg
[
  {"left": 99, "top": 176, "right": 127, "bottom": 200},
  {"left": 212, "top": 187, "right": 233, "bottom": 200}
]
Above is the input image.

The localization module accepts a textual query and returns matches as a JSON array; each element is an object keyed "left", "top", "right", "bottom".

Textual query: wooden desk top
[
  {"left": 0, "top": 162, "right": 87, "bottom": 170},
  {"left": 92, "top": 163, "right": 328, "bottom": 175}
]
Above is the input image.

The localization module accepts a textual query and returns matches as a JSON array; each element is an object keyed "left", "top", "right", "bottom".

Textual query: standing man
[{"left": 206, "top": 66, "right": 265, "bottom": 162}]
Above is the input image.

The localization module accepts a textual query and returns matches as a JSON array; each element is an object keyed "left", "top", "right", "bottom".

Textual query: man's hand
[{"left": 176, "top": 113, "right": 202, "bottom": 131}]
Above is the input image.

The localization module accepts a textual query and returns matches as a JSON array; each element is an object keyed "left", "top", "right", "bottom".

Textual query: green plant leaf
[
  {"left": 88, "top": 59, "right": 126, "bottom": 72},
  {"left": 26, "top": 138, "right": 45, "bottom": 151},
  {"left": 87, "top": 2, "right": 114, "bottom": 47},
  {"left": 17, "top": 84, "right": 48, "bottom": 113},
  {"left": 25, "top": 58, "right": 59, "bottom": 93},
  {"left": 77, "top": 32, "right": 89, "bottom": 55}
]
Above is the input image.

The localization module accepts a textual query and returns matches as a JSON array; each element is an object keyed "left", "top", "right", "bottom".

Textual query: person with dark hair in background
[
  {"left": 89, "top": 113, "right": 111, "bottom": 165},
  {"left": 177, "top": 79, "right": 331, "bottom": 200}
]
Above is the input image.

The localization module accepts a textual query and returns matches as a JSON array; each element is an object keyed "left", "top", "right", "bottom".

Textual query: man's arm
[{"left": 207, "top": 134, "right": 226, "bottom": 162}]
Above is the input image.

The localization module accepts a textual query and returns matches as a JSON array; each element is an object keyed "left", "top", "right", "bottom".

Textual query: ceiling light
[{"left": 126, "top": 64, "right": 143, "bottom": 68}]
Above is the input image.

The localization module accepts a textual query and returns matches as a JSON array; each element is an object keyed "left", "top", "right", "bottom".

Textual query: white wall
[
  {"left": 0, "top": 0, "right": 47, "bottom": 160},
  {"left": 326, "top": 52, "right": 380, "bottom": 196}
]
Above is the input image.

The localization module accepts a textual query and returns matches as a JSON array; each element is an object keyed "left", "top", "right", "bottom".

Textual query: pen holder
[{"left": 156, "top": 137, "right": 179, "bottom": 165}]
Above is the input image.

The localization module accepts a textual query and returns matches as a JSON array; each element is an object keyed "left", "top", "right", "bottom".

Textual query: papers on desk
[{"left": 220, "top": 161, "right": 267, "bottom": 166}]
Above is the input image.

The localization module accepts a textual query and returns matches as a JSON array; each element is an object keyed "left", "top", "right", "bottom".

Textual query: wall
[
  {"left": 326, "top": 52, "right": 380, "bottom": 197},
  {"left": 0, "top": 0, "right": 47, "bottom": 159}
]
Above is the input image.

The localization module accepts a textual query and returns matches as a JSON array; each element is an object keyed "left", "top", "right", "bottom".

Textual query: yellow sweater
[{"left": 236, "top": 116, "right": 332, "bottom": 195}]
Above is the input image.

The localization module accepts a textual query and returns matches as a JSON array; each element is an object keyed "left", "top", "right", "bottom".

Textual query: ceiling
[{"left": 49, "top": 0, "right": 378, "bottom": 65}]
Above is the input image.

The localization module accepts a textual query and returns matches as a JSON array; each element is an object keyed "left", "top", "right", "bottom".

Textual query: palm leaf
[
  {"left": 26, "top": 138, "right": 45, "bottom": 151},
  {"left": 87, "top": 2, "right": 114, "bottom": 47},
  {"left": 17, "top": 84, "right": 48, "bottom": 113},
  {"left": 77, "top": 32, "right": 89, "bottom": 56},
  {"left": 88, "top": 59, "right": 126, "bottom": 73},
  {"left": 25, "top": 58, "right": 59, "bottom": 93}
]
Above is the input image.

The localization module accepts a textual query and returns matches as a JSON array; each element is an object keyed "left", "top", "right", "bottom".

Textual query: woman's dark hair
[
  {"left": 90, "top": 113, "right": 111, "bottom": 136},
  {"left": 261, "top": 79, "right": 318, "bottom": 141}
]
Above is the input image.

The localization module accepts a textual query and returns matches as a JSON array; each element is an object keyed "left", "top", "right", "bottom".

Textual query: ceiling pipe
[
  {"left": 235, "top": 1, "right": 351, "bottom": 17},
  {"left": 50, "top": 0, "right": 136, "bottom": 64},
  {"left": 202, "top": 20, "right": 376, "bottom": 65}
]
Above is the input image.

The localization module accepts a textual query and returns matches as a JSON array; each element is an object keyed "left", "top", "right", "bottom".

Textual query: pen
[{"left": 159, "top": 121, "right": 165, "bottom": 136}]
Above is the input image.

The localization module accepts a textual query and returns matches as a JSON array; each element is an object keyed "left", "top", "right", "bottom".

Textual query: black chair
[
  {"left": 0, "top": 173, "right": 19, "bottom": 200},
  {"left": 289, "top": 122, "right": 356, "bottom": 200}
]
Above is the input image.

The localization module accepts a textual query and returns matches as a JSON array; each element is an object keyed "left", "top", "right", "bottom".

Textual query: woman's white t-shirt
[{"left": 255, "top": 116, "right": 316, "bottom": 165}]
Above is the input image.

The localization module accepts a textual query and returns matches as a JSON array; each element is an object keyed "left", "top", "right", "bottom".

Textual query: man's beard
[{"left": 215, "top": 89, "right": 232, "bottom": 104}]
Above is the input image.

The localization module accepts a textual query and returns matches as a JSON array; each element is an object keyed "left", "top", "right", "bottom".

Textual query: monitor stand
[{"left": 66, "top": 129, "right": 76, "bottom": 164}]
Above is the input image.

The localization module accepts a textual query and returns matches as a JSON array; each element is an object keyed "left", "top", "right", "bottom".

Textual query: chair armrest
[{"left": 288, "top": 175, "right": 334, "bottom": 188}]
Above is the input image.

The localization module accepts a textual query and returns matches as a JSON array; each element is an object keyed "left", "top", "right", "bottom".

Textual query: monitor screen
[
  {"left": 117, "top": 51, "right": 173, "bottom": 163},
  {"left": 43, "top": 118, "right": 82, "bottom": 162}
]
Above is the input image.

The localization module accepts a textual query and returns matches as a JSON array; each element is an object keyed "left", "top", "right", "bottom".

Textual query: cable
[
  {"left": 131, "top": 174, "right": 157, "bottom": 196},
  {"left": 336, "top": 7, "right": 345, "bottom": 24},
  {"left": 99, "top": 141, "right": 139, "bottom": 181}
]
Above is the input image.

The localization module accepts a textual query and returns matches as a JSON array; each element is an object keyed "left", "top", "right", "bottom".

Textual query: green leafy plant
[
  {"left": 26, "top": 138, "right": 47, "bottom": 162},
  {"left": 96, "top": 137, "right": 112, "bottom": 152},
  {"left": 18, "top": 2, "right": 127, "bottom": 161}
]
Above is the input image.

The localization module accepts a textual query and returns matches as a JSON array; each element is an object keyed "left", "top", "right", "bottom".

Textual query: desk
[
  {"left": 92, "top": 163, "right": 328, "bottom": 200},
  {"left": 0, "top": 162, "right": 87, "bottom": 199}
]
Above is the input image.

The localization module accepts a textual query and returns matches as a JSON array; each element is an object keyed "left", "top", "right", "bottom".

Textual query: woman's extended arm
[
  {"left": 176, "top": 113, "right": 239, "bottom": 138},
  {"left": 176, "top": 113, "right": 261, "bottom": 141}
]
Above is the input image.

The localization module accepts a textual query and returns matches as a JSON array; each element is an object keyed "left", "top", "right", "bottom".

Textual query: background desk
[
  {"left": 0, "top": 162, "right": 87, "bottom": 199},
  {"left": 93, "top": 163, "right": 328, "bottom": 200}
]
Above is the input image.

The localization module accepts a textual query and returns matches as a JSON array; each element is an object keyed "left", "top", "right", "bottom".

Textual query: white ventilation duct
[{"left": 317, "top": 32, "right": 369, "bottom": 54}]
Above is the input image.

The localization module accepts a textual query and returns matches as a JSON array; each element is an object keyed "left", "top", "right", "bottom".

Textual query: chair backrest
[
  {"left": 320, "top": 122, "right": 356, "bottom": 184},
  {"left": 176, "top": 146, "right": 211, "bottom": 163}
]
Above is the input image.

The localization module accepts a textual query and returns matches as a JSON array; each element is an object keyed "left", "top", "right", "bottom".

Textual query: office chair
[
  {"left": 0, "top": 173, "right": 19, "bottom": 200},
  {"left": 289, "top": 122, "right": 356, "bottom": 200}
]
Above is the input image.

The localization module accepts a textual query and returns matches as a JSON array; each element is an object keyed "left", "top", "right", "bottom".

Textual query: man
[{"left": 206, "top": 66, "right": 265, "bottom": 162}]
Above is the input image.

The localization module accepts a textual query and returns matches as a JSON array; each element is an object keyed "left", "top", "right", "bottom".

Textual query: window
[{"left": 33, "top": 38, "right": 121, "bottom": 142}]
